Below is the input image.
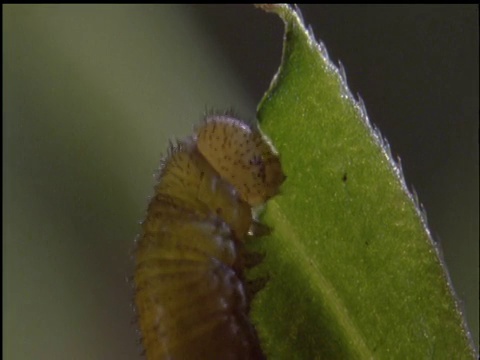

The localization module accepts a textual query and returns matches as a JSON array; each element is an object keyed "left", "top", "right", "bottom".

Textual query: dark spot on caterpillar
[
  {"left": 134, "top": 114, "right": 285, "bottom": 359},
  {"left": 249, "top": 155, "right": 262, "bottom": 166},
  {"left": 342, "top": 172, "right": 347, "bottom": 182}
]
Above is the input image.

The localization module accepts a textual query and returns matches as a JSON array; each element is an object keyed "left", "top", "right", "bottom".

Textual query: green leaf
[{"left": 248, "top": 5, "right": 476, "bottom": 359}]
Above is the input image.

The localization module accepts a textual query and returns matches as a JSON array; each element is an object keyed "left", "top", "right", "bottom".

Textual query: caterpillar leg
[{"left": 248, "top": 221, "right": 272, "bottom": 237}]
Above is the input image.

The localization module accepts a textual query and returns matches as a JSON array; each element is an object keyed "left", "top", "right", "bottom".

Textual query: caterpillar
[{"left": 134, "top": 114, "right": 285, "bottom": 359}]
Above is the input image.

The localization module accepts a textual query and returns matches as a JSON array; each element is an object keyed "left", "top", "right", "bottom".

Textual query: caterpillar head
[{"left": 196, "top": 115, "right": 286, "bottom": 206}]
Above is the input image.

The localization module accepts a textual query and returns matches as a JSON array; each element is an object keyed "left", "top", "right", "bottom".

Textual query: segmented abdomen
[
  {"left": 134, "top": 116, "right": 284, "bottom": 359},
  {"left": 135, "top": 147, "right": 264, "bottom": 359}
]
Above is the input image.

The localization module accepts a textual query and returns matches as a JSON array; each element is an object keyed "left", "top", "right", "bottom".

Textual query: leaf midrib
[{"left": 269, "top": 200, "right": 373, "bottom": 359}]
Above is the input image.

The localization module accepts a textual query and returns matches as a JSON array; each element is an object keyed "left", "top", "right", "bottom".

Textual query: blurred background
[{"left": 3, "top": 5, "right": 478, "bottom": 358}]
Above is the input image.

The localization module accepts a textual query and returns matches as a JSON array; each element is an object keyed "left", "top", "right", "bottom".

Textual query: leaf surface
[{"left": 249, "top": 5, "right": 475, "bottom": 359}]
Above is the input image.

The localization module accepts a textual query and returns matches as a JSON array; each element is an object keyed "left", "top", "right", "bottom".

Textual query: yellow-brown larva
[{"left": 134, "top": 114, "right": 285, "bottom": 359}]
